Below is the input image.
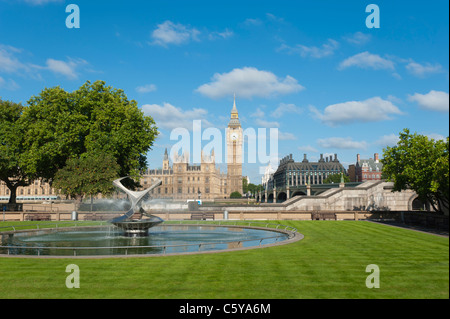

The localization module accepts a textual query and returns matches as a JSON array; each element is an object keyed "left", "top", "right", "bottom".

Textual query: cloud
[
  {"left": 0, "top": 45, "right": 27, "bottom": 73},
  {"left": 426, "top": 133, "right": 446, "bottom": 141},
  {"left": 338, "top": 51, "right": 395, "bottom": 70},
  {"left": 254, "top": 118, "right": 280, "bottom": 128},
  {"left": 310, "top": 97, "right": 403, "bottom": 126},
  {"left": 196, "top": 67, "right": 304, "bottom": 99},
  {"left": 0, "top": 76, "right": 19, "bottom": 90},
  {"left": 271, "top": 103, "right": 303, "bottom": 118},
  {"left": 150, "top": 21, "right": 200, "bottom": 47},
  {"left": 405, "top": 61, "right": 444, "bottom": 77},
  {"left": 45, "top": 58, "right": 87, "bottom": 79},
  {"left": 278, "top": 39, "right": 339, "bottom": 58},
  {"left": 141, "top": 102, "right": 212, "bottom": 130},
  {"left": 317, "top": 137, "right": 368, "bottom": 150},
  {"left": 208, "top": 29, "right": 233, "bottom": 40},
  {"left": 243, "top": 18, "right": 263, "bottom": 26},
  {"left": 375, "top": 134, "right": 399, "bottom": 147},
  {"left": 278, "top": 131, "right": 297, "bottom": 141},
  {"left": 135, "top": 84, "right": 157, "bottom": 93},
  {"left": 22, "top": 0, "right": 63, "bottom": 5},
  {"left": 344, "top": 32, "right": 372, "bottom": 45},
  {"left": 408, "top": 90, "right": 449, "bottom": 112},
  {"left": 298, "top": 145, "right": 319, "bottom": 153}
]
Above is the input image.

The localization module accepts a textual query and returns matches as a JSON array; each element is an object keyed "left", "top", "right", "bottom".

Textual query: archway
[
  {"left": 267, "top": 193, "right": 274, "bottom": 203},
  {"left": 277, "top": 192, "right": 287, "bottom": 203}
]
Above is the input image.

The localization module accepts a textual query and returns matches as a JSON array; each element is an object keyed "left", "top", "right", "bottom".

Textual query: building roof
[
  {"left": 358, "top": 158, "right": 383, "bottom": 172},
  {"left": 275, "top": 153, "right": 345, "bottom": 174}
]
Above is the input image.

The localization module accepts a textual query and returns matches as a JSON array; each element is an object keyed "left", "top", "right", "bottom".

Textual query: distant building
[
  {"left": 353, "top": 153, "right": 383, "bottom": 182},
  {"left": 261, "top": 163, "right": 275, "bottom": 191},
  {"left": 269, "top": 153, "right": 345, "bottom": 190}
]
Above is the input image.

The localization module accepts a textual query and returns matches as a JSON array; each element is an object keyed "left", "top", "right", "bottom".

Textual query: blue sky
[{"left": 1, "top": 0, "right": 448, "bottom": 184}]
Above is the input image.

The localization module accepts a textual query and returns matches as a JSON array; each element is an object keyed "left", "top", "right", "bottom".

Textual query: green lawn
[{"left": 0, "top": 220, "right": 448, "bottom": 299}]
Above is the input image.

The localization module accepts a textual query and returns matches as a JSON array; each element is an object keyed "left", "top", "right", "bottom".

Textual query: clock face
[{"left": 231, "top": 132, "right": 238, "bottom": 141}]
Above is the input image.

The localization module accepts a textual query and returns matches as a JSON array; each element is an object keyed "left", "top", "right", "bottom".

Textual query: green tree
[
  {"left": 323, "top": 173, "right": 350, "bottom": 184},
  {"left": 52, "top": 152, "right": 120, "bottom": 203},
  {"left": 0, "top": 99, "right": 36, "bottom": 204},
  {"left": 19, "top": 80, "right": 158, "bottom": 190},
  {"left": 247, "top": 183, "right": 264, "bottom": 197},
  {"left": 230, "top": 191, "right": 242, "bottom": 198},
  {"left": 381, "top": 128, "right": 449, "bottom": 213},
  {"left": 242, "top": 177, "right": 249, "bottom": 194}
]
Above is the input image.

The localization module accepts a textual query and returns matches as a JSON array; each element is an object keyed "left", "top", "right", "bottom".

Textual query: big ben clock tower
[{"left": 226, "top": 94, "right": 243, "bottom": 196}]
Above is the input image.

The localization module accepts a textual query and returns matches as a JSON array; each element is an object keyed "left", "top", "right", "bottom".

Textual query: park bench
[
  {"left": 25, "top": 213, "right": 51, "bottom": 221},
  {"left": 83, "top": 213, "right": 110, "bottom": 221},
  {"left": 312, "top": 212, "right": 336, "bottom": 220},
  {"left": 190, "top": 213, "right": 215, "bottom": 220}
]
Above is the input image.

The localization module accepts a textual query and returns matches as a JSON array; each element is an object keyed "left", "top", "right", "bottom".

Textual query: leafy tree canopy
[
  {"left": 20, "top": 80, "right": 158, "bottom": 186},
  {"left": 323, "top": 173, "right": 350, "bottom": 184},
  {"left": 0, "top": 99, "right": 36, "bottom": 203},
  {"left": 52, "top": 152, "right": 120, "bottom": 200},
  {"left": 230, "top": 191, "right": 242, "bottom": 199},
  {"left": 1, "top": 81, "right": 158, "bottom": 203},
  {"left": 381, "top": 128, "right": 449, "bottom": 214}
]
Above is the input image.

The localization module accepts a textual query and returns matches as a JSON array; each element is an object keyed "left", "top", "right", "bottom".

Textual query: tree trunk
[{"left": 7, "top": 184, "right": 17, "bottom": 204}]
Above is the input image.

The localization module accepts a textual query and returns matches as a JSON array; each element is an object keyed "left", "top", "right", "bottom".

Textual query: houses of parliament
[{"left": 0, "top": 99, "right": 244, "bottom": 201}]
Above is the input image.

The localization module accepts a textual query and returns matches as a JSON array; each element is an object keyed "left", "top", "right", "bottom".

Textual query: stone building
[{"left": 271, "top": 153, "right": 346, "bottom": 189}]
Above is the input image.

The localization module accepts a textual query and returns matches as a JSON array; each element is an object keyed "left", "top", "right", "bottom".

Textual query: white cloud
[
  {"left": 278, "top": 131, "right": 297, "bottom": 141},
  {"left": 22, "top": 0, "right": 63, "bottom": 5},
  {"left": 310, "top": 97, "right": 403, "bottom": 126},
  {"left": 141, "top": 102, "right": 212, "bottom": 130},
  {"left": 0, "top": 76, "right": 19, "bottom": 90},
  {"left": 250, "top": 107, "right": 265, "bottom": 118},
  {"left": 0, "top": 45, "right": 27, "bottom": 73},
  {"left": 151, "top": 21, "right": 200, "bottom": 47},
  {"left": 271, "top": 103, "right": 303, "bottom": 118},
  {"left": 243, "top": 18, "right": 263, "bottom": 26},
  {"left": 408, "top": 90, "right": 449, "bottom": 112},
  {"left": 135, "top": 84, "right": 157, "bottom": 93},
  {"left": 317, "top": 137, "right": 368, "bottom": 150},
  {"left": 344, "top": 32, "right": 372, "bottom": 45},
  {"left": 208, "top": 29, "right": 233, "bottom": 40},
  {"left": 298, "top": 145, "right": 319, "bottom": 153},
  {"left": 338, "top": 51, "right": 395, "bottom": 70},
  {"left": 45, "top": 58, "right": 87, "bottom": 79},
  {"left": 278, "top": 39, "right": 339, "bottom": 58},
  {"left": 375, "top": 134, "right": 399, "bottom": 147},
  {"left": 254, "top": 118, "right": 280, "bottom": 128},
  {"left": 406, "top": 61, "right": 443, "bottom": 77},
  {"left": 426, "top": 133, "right": 446, "bottom": 141},
  {"left": 196, "top": 67, "right": 304, "bottom": 99}
]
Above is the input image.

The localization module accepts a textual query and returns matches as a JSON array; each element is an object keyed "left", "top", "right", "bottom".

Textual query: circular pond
[{"left": 0, "top": 223, "right": 300, "bottom": 257}]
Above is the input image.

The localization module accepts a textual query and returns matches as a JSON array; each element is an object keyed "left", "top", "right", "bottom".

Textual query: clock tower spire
[{"left": 227, "top": 94, "right": 243, "bottom": 196}]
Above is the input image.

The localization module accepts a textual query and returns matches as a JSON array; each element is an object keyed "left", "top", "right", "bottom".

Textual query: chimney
[
  {"left": 319, "top": 154, "right": 324, "bottom": 162},
  {"left": 334, "top": 153, "right": 338, "bottom": 162},
  {"left": 302, "top": 154, "right": 308, "bottom": 163},
  {"left": 374, "top": 153, "right": 379, "bottom": 163}
]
